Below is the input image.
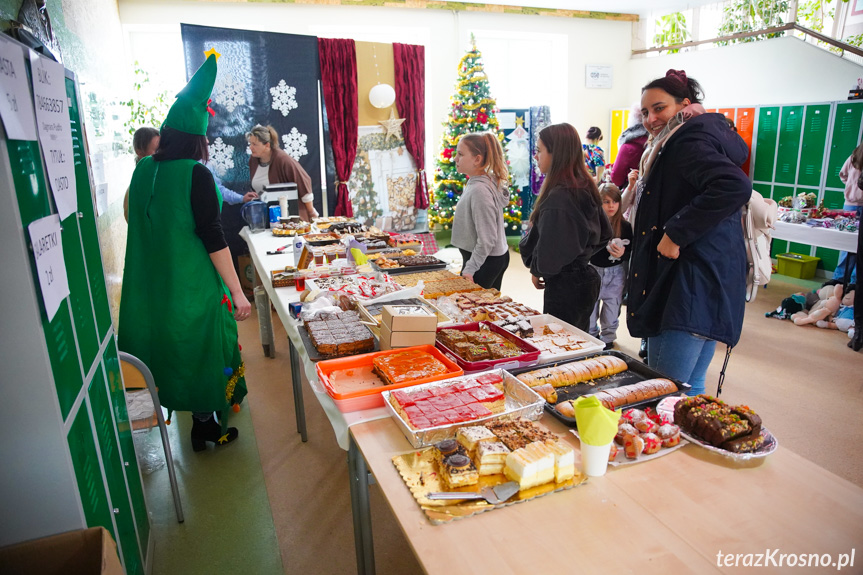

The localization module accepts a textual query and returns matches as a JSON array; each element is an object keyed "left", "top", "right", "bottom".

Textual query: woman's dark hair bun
[{"left": 586, "top": 126, "right": 602, "bottom": 141}]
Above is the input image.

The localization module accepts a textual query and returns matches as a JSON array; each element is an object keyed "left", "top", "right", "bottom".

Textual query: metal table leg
[
  {"left": 348, "top": 433, "right": 375, "bottom": 575},
  {"left": 253, "top": 285, "right": 276, "bottom": 358},
  {"left": 288, "top": 337, "right": 308, "bottom": 442}
]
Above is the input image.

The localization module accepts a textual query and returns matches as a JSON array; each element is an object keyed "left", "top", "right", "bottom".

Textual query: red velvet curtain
[
  {"left": 393, "top": 43, "right": 428, "bottom": 210},
  {"left": 318, "top": 38, "right": 358, "bottom": 217}
]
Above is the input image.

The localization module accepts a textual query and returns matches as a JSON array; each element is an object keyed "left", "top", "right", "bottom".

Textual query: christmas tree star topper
[{"left": 203, "top": 47, "right": 221, "bottom": 61}]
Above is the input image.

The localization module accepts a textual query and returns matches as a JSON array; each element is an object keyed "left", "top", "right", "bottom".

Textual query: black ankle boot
[
  {"left": 191, "top": 415, "right": 239, "bottom": 452},
  {"left": 638, "top": 338, "right": 648, "bottom": 359}
]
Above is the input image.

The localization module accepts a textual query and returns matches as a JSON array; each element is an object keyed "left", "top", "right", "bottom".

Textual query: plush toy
[
  {"left": 765, "top": 294, "right": 805, "bottom": 319},
  {"left": 607, "top": 238, "right": 630, "bottom": 262},
  {"left": 815, "top": 288, "right": 856, "bottom": 332},
  {"left": 792, "top": 285, "right": 843, "bottom": 326}
]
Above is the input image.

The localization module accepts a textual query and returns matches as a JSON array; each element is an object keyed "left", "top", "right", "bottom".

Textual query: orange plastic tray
[{"left": 316, "top": 345, "right": 463, "bottom": 412}]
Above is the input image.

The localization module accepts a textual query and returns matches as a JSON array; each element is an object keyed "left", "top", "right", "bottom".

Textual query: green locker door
[
  {"left": 775, "top": 106, "right": 804, "bottom": 184},
  {"left": 753, "top": 107, "right": 780, "bottom": 182},
  {"left": 8, "top": 140, "right": 83, "bottom": 419},
  {"left": 90, "top": 369, "right": 145, "bottom": 575},
  {"left": 67, "top": 401, "right": 118, "bottom": 546},
  {"left": 104, "top": 343, "right": 150, "bottom": 552},
  {"left": 62, "top": 215, "right": 99, "bottom": 373},
  {"left": 825, "top": 102, "right": 863, "bottom": 189},
  {"left": 797, "top": 104, "right": 831, "bottom": 187},
  {"left": 66, "top": 76, "right": 112, "bottom": 340}
]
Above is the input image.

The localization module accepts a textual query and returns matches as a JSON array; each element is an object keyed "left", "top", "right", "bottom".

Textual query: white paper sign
[
  {"left": 28, "top": 214, "right": 70, "bottom": 322},
  {"left": 585, "top": 65, "right": 613, "bottom": 89},
  {"left": 29, "top": 50, "right": 76, "bottom": 221},
  {"left": 0, "top": 38, "right": 37, "bottom": 140}
]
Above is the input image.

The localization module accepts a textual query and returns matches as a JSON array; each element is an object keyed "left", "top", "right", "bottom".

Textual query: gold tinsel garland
[{"left": 225, "top": 362, "right": 245, "bottom": 403}]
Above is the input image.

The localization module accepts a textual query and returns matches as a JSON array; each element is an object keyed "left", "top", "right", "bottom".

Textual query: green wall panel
[
  {"left": 103, "top": 343, "right": 150, "bottom": 551},
  {"left": 775, "top": 106, "right": 804, "bottom": 184},
  {"left": 816, "top": 247, "right": 840, "bottom": 271},
  {"left": 771, "top": 239, "right": 789, "bottom": 258},
  {"left": 66, "top": 76, "right": 112, "bottom": 341},
  {"left": 798, "top": 105, "right": 831, "bottom": 187},
  {"left": 789, "top": 242, "right": 812, "bottom": 256},
  {"left": 823, "top": 189, "right": 847, "bottom": 210},
  {"left": 67, "top": 403, "right": 117, "bottom": 544},
  {"left": 826, "top": 102, "right": 863, "bottom": 189},
  {"left": 753, "top": 107, "right": 780, "bottom": 182},
  {"left": 90, "top": 370, "right": 144, "bottom": 575},
  {"left": 62, "top": 215, "right": 99, "bottom": 373},
  {"left": 753, "top": 183, "right": 771, "bottom": 198},
  {"left": 773, "top": 185, "right": 795, "bottom": 203}
]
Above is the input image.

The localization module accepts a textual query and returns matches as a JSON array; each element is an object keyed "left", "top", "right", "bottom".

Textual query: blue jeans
[
  {"left": 832, "top": 204, "right": 862, "bottom": 283},
  {"left": 647, "top": 330, "right": 717, "bottom": 396}
]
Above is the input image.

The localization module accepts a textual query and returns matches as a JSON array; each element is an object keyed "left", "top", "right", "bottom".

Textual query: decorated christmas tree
[{"left": 429, "top": 38, "right": 522, "bottom": 232}]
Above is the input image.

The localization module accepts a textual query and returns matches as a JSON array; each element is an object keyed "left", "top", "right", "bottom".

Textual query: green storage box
[{"left": 776, "top": 253, "right": 820, "bottom": 279}]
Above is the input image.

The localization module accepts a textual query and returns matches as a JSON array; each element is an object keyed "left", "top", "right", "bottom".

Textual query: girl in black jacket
[
  {"left": 628, "top": 70, "right": 751, "bottom": 395},
  {"left": 520, "top": 123, "right": 612, "bottom": 331}
]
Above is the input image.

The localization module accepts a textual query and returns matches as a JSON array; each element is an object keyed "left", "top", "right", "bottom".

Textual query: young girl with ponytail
[{"left": 452, "top": 132, "right": 511, "bottom": 289}]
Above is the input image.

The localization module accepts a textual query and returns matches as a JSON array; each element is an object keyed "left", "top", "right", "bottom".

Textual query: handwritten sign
[
  {"left": 28, "top": 214, "right": 70, "bottom": 322},
  {"left": 29, "top": 50, "right": 76, "bottom": 221},
  {"left": 0, "top": 38, "right": 37, "bottom": 140}
]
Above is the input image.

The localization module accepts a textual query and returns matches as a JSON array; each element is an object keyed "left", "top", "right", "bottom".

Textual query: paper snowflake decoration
[
  {"left": 214, "top": 73, "right": 245, "bottom": 113},
  {"left": 282, "top": 128, "right": 308, "bottom": 160},
  {"left": 270, "top": 80, "right": 298, "bottom": 117},
  {"left": 208, "top": 137, "right": 235, "bottom": 177}
]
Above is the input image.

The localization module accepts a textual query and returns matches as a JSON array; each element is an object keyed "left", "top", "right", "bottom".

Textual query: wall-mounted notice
[
  {"left": 585, "top": 65, "right": 613, "bottom": 89},
  {"left": 29, "top": 50, "right": 76, "bottom": 221},
  {"left": 28, "top": 214, "right": 70, "bottom": 322},
  {"left": 0, "top": 38, "right": 37, "bottom": 141}
]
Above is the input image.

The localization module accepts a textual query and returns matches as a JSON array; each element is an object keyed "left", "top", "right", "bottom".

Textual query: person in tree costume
[{"left": 119, "top": 54, "right": 251, "bottom": 452}]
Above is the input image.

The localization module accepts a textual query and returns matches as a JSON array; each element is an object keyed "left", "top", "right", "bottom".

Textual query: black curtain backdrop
[{"left": 181, "top": 24, "right": 323, "bottom": 262}]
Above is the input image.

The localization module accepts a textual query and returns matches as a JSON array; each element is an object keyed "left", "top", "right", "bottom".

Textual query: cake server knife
[{"left": 427, "top": 481, "right": 519, "bottom": 505}]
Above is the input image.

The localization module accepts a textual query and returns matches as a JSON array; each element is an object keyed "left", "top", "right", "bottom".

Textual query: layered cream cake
[
  {"left": 547, "top": 440, "right": 576, "bottom": 483},
  {"left": 475, "top": 441, "right": 510, "bottom": 476},
  {"left": 441, "top": 454, "right": 479, "bottom": 488},
  {"left": 504, "top": 442, "right": 555, "bottom": 491},
  {"left": 456, "top": 426, "right": 497, "bottom": 453}
]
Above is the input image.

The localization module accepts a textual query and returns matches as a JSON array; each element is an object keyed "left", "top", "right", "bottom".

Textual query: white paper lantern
[{"left": 369, "top": 83, "right": 396, "bottom": 109}]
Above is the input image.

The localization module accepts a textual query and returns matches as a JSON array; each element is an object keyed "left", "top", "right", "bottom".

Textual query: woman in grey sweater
[{"left": 451, "top": 132, "right": 511, "bottom": 290}]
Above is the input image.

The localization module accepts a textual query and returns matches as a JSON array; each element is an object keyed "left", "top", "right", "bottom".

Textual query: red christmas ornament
[
  {"left": 477, "top": 112, "right": 488, "bottom": 124},
  {"left": 443, "top": 147, "right": 454, "bottom": 159}
]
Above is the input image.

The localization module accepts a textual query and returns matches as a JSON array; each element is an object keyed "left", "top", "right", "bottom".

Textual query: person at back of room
[
  {"left": 247, "top": 124, "right": 318, "bottom": 221},
  {"left": 583, "top": 126, "right": 606, "bottom": 184},
  {"left": 608, "top": 105, "right": 648, "bottom": 191},
  {"left": 628, "top": 69, "right": 751, "bottom": 396},
  {"left": 520, "top": 123, "right": 612, "bottom": 332},
  {"left": 588, "top": 183, "right": 632, "bottom": 350},
  {"left": 119, "top": 54, "right": 250, "bottom": 452},
  {"left": 833, "top": 141, "right": 863, "bottom": 284},
  {"left": 451, "top": 132, "right": 511, "bottom": 290},
  {"left": 123, "top": 127, "right": 160, "bottom": 222}
]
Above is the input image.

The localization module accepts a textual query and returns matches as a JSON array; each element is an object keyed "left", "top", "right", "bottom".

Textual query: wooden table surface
[{"left": 351, "top": 415, "right": 863, "bottom": 574}]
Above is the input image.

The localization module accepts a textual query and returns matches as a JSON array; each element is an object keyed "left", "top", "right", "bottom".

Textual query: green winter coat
[{"left": 119, "top": 157, "right": 247, "bottom": 419}]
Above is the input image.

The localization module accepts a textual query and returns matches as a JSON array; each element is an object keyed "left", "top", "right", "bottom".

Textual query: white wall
[
  {"left": 628, "top": 36, "right": 863, "bottom": 108},
  {"left": 118, "top": 0, "right": 634, "bottom": 167}
]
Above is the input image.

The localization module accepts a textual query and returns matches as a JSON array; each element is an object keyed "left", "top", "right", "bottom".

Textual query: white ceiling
[{"left": 457, "top": 0, "right": 720, "bottom": 17}]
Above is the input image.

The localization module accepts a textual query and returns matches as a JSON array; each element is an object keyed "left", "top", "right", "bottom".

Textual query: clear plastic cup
[{"left": 580, "top": 441, "right": 612, "bottom": 477}]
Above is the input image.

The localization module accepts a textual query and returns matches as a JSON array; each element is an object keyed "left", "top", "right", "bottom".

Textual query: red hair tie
[{"left": 665, "top": 69, "right": 688, "bottom": 86}]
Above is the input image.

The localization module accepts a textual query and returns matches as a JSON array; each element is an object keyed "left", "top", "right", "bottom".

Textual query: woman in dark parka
[{"left": 627, "top": 70, "right": 751, "bottom": 395}]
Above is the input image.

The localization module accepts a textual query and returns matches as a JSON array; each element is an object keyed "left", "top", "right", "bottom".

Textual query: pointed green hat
[{"left": 162, "top": 54, "right": 217, "bottom": 136}]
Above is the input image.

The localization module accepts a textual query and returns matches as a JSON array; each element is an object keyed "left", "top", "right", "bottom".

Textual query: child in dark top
[
  {"left": 588, "top": 183, "right": 632, "bottom": 349},
  {"left": 520, "top": 123, "right": 612, "bottom": 332}
]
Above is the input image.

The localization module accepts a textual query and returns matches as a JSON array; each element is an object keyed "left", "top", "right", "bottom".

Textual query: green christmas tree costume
[{"left": 118, "top": 54, "right": 246, "bottom": 431}]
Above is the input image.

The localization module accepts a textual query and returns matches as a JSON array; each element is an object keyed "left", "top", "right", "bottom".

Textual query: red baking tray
[
  {"left": 316, "top": 345, "right": 463, "bottom": 412},
  {"left": 435, "top": 321, "right": 541, "bottom": 373}
]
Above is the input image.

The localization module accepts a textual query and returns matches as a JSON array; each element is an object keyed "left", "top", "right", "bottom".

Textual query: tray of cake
[
  {"left": 306, "top": 274, "right": 401, "bottom": 299},
  {"left": 435, "top": 321, "right": 541, "bottom": 373},
  {"left": 271, "top": 219, "right": 311, "bottom": 236},
  {"left": 391, "top": 269, "right": 459, "bottom": 288},
  {"left": 370, "top": 255, "right": 448, "bottom": 275},
  {"left": 316, "top": 345, "right": 463, "bottom": 412},
  {"left": 508, "top": 351, "right": 690, "bottom": 427},
  {"left": 519, "top": 315, "right": 604, "bottom": 363},
  {"left": 382, "top": 369, "right": 545, "bottom": 448},
  {"left": 297, "top": 310, "right": 378, "bottom": 361},
  {"left": 391, "top": 417, "right": 586, "bottom": 524},
  {"left": 657, "top": 395, "right": 777, "bottom": 459},
  {"left": 302, "top": 233, "right": 342, "bottom": 246}
]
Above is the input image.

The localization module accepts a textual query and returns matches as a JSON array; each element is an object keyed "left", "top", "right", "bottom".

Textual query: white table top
[
  {"left": 240, "top": 227, "right": 391, "bottom": 450},
  {"left": 773, "top": 221, "right": 858, "bottom": 252}
]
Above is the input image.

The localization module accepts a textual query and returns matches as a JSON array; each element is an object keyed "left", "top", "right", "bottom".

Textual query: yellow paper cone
[
  {"left": 574, "top": 395, "right": 621, "bottom": 446},
  {"left": 351, "top": 248, "right": 368, "bottom": 265}
]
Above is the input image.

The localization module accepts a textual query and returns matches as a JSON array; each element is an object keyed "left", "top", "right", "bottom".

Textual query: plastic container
[
  {"left": 435, "top": 321, "right": 541, "bottom": 373},
  {"left": 776, "top": 252, "right": 820, "bottom": 279},
  {"left": 316, "top": 345, "right": 463, "bottom": 413}
]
